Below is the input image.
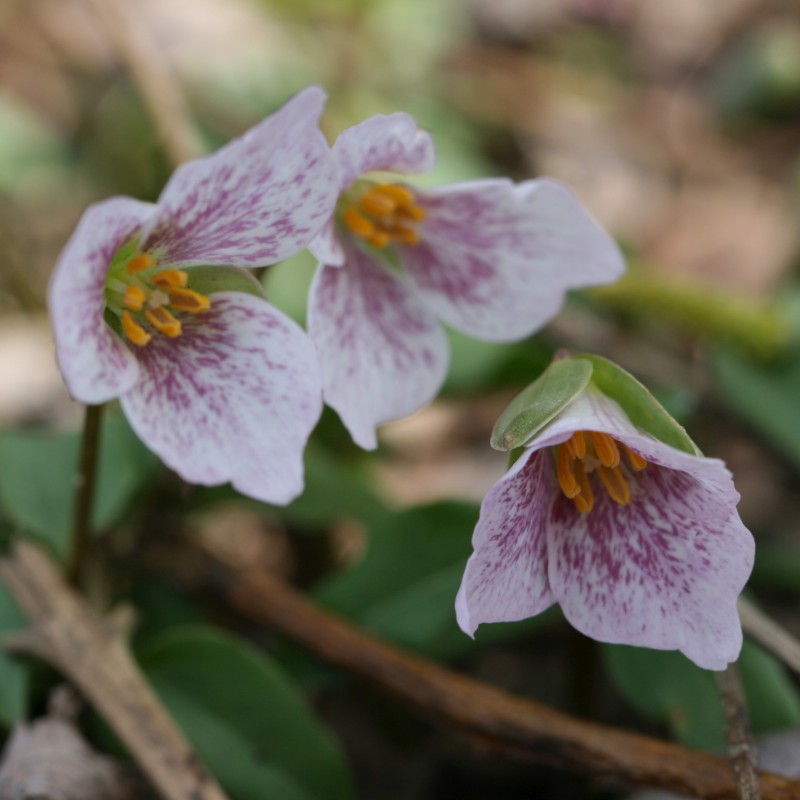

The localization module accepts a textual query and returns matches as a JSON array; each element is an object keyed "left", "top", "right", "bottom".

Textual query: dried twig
[
  {"left": 716, "top": 664, "right": 761, "bottom": 800},
  {"left": 191, "top": 551, "right": 800, "bottom": 800},
  {"left": 0, "top": 539, "right": 231, "bottom": 800}
]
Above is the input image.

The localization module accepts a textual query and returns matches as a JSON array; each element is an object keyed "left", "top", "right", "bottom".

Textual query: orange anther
[
  {"left": 572, "top": 461, "right": 594, "bottom": 513},
  {"left": 359, "top": 190, "right": 398, "bottom": 217},
  {"left": 127, "top": 253, "right": 157, "bottom": 273},
  {"left": 167, "top": 287, "right": 211, "bottom": 314},
  {"left": 597, "top": 465, "right": 632, "bottom": 506},
  {"left": 123, "top": 285, "right": 147, "bottom": 312},
  {"left": 391, "top": 226, "right": 421, "bottom": 245},
  {"left": 374, "top": 184, "right": 415, "bottom": 206},
  {"left": 122, "top": 311, "right": 151, "bottom": 346},
  {"left": 556, "top": 444, "right": 580, "bottom": 498},
  {"left": 343, "top": 206, "right": 376, "bottom": 238},
  {"left": 366, "top": 231, "right": 391, "bottom": 248},
  {"left": 152, "top": 269, "right": 189, "bottom": 288},
  {"left": 145, "top": 307, "right": 182, "bottom": 338},
  {"left": 621, "top": 443, "right": 648, "bottom": 472},
  {"left": 588, "top": 431, "right": 620, "bottom": 468},
  {"left": 565, "top": 431, "right": 586, "bottom": 459},
  {"left": 397, "top": 203, "right": 426, "bottom": 221}
]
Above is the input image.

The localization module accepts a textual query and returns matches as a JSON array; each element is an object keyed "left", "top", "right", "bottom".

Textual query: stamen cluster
[
  {"left": 556, "top": 431, "right": 647, "bottom": 513},
  {"left": 105, "top": 253, "right": 210, "bottom": 347},
  {"left": 342, "top": 183, "right": 426, "bottom": 248}
]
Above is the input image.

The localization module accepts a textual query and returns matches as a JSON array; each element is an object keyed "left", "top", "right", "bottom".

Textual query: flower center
[
  {"left": 105, "top": 252, "right": 210, "bottom": 347},
  {"left": 555, "top": 431, "right": 648, "bottom": 514},
  {"left": 342, "top": 183, "right": 426, "bottom": 248}
]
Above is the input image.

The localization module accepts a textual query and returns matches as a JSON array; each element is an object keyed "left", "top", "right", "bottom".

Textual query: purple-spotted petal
[
  {"left": 456, "top": 448, "right": 557, "bottom": 636},
  {"left": 48, "top": 197, "right": 154, "bottom": 403},
  {"left": 307, "top": 244, "right": 449, "bottom": 450},
  {"left": 400, "top": 178, "right": 624, "bottom": 341},
  {"left": 546, "top": 461, "right": 753, "bottom": 670},
  {"left": 140, "top": 86, "right": 338, "bottom": 268},
  {"left": 331, "top": 112, "right": 435, "bottom": 191},
  {"left": 120, "top": 292, "right": 322, "bottom": 505}
]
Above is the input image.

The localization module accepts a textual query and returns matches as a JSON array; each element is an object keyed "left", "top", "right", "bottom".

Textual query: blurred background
[{"left": 2, "top": 0, "right": 800, "bottom": 798}]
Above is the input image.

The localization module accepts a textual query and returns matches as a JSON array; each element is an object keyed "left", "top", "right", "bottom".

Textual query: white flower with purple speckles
[
  {"left": 49, "top": 87, "right": 339, "bottom": 505},
  {"left": 307, "top": 112, "right": 626, "bottom": 449},
  {"left": 456, "top": 387, "right": 755, "bottom": 670}
]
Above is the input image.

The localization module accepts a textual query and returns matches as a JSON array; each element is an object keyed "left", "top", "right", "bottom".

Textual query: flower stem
[{"left": 67, "top": 404, "right": 104, "bottom": 586}]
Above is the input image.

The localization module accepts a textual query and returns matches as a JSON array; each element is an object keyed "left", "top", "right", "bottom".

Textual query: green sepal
[
  {"left": 187, "top": 266, "right": 267, "bottom": 299},
  {"left": 490, "top": 358, "right": 592, "bottom": 451},
  {"left": 576, "top": 354, "right": 700, "bottom": 456}
]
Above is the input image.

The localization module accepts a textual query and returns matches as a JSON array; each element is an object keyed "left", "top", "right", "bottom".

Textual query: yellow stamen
[
  {"left": 374, "top": 184, "right": 415, "bottom": 206},
  {"left": 597, "top": 465, "right": 632, "bottom": 505},
  {"left": 151, "top": 269, "right": 189, "bottom": 288},
  {"left": 588, "top": 431, "right": 620, "bottom": 468},
  {"left": 565, "top": 431, "right": 586, "bottom": 459},
  {"left": 397, "top": 203, "right": 426, "bottom": 222},
  {"left": 390, "top": 226, "right": 420, "bottom": 245},
  {"left": 556, "top": 444, "right": 580, "bottom": 498},
  {"left": 145, "top": 307, "right": 182, "bottom": 338},
  {"left": 621, "top": 443, "right": 648, "bottom": 472},
  {"left": 124, "top": 285, "right": 147, "bottom": 312},
  {"left": 572, "top": 460, "right": 594, "bottom": 513},
  {"left": 167, "top": 287, "right": 211, "bottom": 314},
  {"left": 127, "top": 253, "right": 157, "bottom": 273},
  {"left": 343, "top": 206, "right": 376, "bottom": 238},
  {"left": 122, "top": 311, "right": 151, "bottom": 346},
  {"left": 359, "top": 191, "right": 398, "bottom": 217},
  {"left": 366, "top": 231, "right": 391, "bottom": 248}
]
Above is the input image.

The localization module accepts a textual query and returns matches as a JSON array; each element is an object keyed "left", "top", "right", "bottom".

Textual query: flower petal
[
  {"left": 307, "top": 244, "right": 449, "bottom": 450},
  {"left": 48, "top": 197, "right": 153, "bottom": 403},
  {"left": 332, "top": 112, "right": 435, "bottom": 192},
  {"left": 546, "top": 460, "right": 753, "bottom": 670},
  {"left": 400, "top": 178, "right": 625, "bottom": 341},
  {"left": 456, "top": 448, "right": 557, "bottom": 636},
  {"left": 120, "top": 292, "right": 322, "bottom": 505},
  {"left": 141, "top": 86, "right": 339, "bottom": 268}
]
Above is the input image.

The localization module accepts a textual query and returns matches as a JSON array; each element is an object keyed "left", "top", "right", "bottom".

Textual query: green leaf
[
  {"left": 578, "top": 354, "right": 699, "bottom": 455},
  {"left": 713, "top": 346, "right": 800, "bottom": 469},
  {"left": 137, "top": 625, "right": 354, "bottom": 800},
  {"left": 604, "top": 640, "right": 800, "bottom": 751},
  {"left": 0, "top": 413, "right": 159, "bottom": 560},
  {"left": 187, "top": 266, "right": 267, "bottom": 299},
  {"left": 490, "top": 358, "right": 592, "bottom": 451},
  {"left": 0, "top": 581, "right": 29, "bottom": 728}
]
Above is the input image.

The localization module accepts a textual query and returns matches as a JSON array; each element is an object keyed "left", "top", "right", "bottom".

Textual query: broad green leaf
[
  {"left": 713, "top": 347, "right": 800, "bottom": 469},
  {"left": 604, "top": 640, "right": 800, "bottom": 751},
  {"left": 578, "top": 354, "right": 699, "bottom": 455},
  {"left": 0, "top": 413, "right": 159, "bottom": 560},
  {"left": 0, "top": 580, "right": 28, "bottom": 728},
  {"left": 490, "top": 358, "right": 592, "bottom": 451},
  {"left": 137, "top": 626, "right": 354, "bottom": 800}
]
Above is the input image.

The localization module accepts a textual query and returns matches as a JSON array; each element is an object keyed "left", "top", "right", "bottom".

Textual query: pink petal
[
  {"left": 120, "top": 292, "right": 322, "bottom": 505},
  {"left": 400, "top": 178, "right": 625, "bottom": 341},
  {"left": 331, "top": 112, "right": 435, "bottom": 192},
  {"left": 456, "top": 448, "right": 556, "bottom": 636},
  {"left": 48, "top": 197, "right": 153, "bottom": 403},
  {"left": 307, "top": 245, "right": 449, "bottom": 450},
  {"left": 140, "top": 86, "right": 339, "bottom": 268},
  {"left": 546, "top": 460, "right": 753, "bottom": 670}
]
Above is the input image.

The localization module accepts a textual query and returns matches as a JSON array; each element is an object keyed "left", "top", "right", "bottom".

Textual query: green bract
[
  {"left": 491, "top": 354, "right": 699, "bottom": 455},
  {"left": 184, "top": 266, "right": 268, "bottom": 299}
]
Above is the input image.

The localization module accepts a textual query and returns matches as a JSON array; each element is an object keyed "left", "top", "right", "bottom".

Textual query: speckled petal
[
  {"left": 456, "top": 448, "right": 556, "bottom": 636},
  {"left": 400, "top": 178, "right": 625, "bottom": 341},
  {"left": 307, "top": 244, "right": 449, "bottom": 450},
  {"left": 546, "top": 460, "right": 753, "bottom": 670},
  {"left": 48, "top": 197, "right": 153, "bottom": 403},
  {"left": 140, "top": 86, "right": 338, "bottom": 268},
  {"left": 120, "top": 292, "right": 322, "bottom": 505}
]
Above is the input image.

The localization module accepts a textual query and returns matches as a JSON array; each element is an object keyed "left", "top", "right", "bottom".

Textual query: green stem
[{"left": 67, "top": 403, "right": 104, "bottom": 586}]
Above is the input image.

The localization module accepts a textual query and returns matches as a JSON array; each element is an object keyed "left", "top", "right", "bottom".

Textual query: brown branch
[
  {"left": 194, "top": 552, "right": 800, "bottom": 800},
  {"left": 716, "top": 665, "right": 761, "bottom": 799},
  {"left": 0, "top": 539, "right": 231, "bottom": 800},
  {"left": 84, "top": 0, "right": 205, "bottom": 165}
]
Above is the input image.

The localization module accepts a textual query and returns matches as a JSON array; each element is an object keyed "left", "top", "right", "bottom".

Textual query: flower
[
  {"left": 49, "top": 87, "right": 339, "bottom": 504},
  {"left": 307, "top": 113, "right": 625, "bottom": 449},
  {"left": 456, "top": 375, "right": 755, "bottom": 670}
]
